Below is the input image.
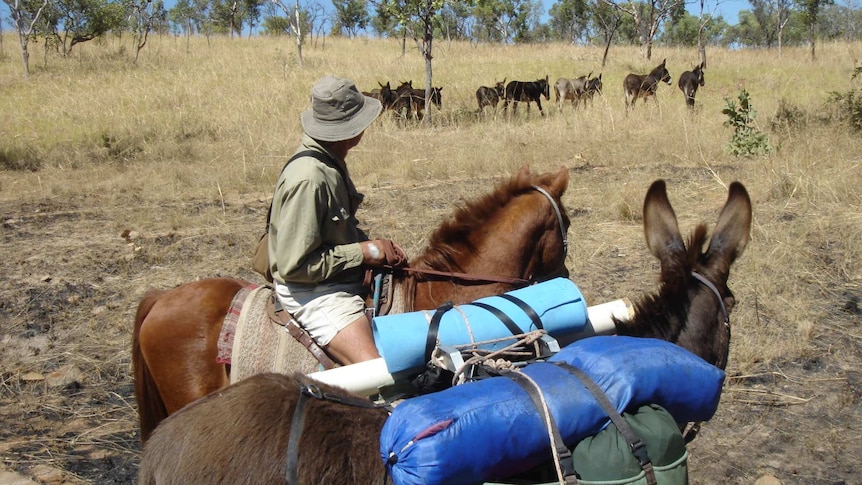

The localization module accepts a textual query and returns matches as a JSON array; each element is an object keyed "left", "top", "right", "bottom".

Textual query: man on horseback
[{"left": 269, "top": 76, "right": 407, "bottom": 366}]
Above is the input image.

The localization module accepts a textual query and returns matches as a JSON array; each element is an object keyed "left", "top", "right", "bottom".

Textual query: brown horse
[
  {"left": 624, "top": 59, "right": 672, "bottom": 110},
  {"left": 133, "top": 166, "right": 571, "bottom": 442},
  {"left": 137, "top": 179, "right": 752, "bottom": 484}
]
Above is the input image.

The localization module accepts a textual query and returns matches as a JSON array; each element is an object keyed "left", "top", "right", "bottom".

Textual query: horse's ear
[
  {"left": 706, "top": 182, "right": 752, "bottom": 264},
  {"left": 548, "top": 166, "right": 569, "bottom": 197},
  {"left": 643, "top": 180, "right": 685, "bottom": 263},
  {"left": 661, "top": 58, "right": 666, "bottom": 65}
]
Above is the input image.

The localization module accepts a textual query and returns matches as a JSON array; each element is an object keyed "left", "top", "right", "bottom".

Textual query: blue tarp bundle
[
  {"left": 380, "top": 336, "right": 725, "bottom": 485},
  {"left": 372, "top": 278, "right": 588, "bottom": 375}
]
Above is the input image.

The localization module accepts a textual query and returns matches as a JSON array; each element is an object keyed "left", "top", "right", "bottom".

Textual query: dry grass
[{"left": 1, "top": 34, "right": 861, "bottom": 484}]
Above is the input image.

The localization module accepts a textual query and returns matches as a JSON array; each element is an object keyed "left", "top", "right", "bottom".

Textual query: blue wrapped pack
[
  {"left": 372, "top": 278, "right": 588, "bottom": 375},
  {"left": 380, "top": 336, "right": 725, "bottom": 485}
]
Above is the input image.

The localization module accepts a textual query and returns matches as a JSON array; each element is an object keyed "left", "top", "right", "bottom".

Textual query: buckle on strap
[{"left": 629, "top": 439, "right": 651, "bottom": 467}]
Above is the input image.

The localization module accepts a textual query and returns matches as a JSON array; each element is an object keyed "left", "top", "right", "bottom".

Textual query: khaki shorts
[{"left": 273, "top": 281, "right": 367, "bottom": 347}]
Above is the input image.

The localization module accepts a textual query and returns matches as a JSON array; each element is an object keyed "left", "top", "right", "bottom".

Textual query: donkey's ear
[
  {"left": 643, "top": 180, "right": 685, "bottom": 262},
  {"left": 707, "top": 182, "right": 752, "bottom": 264}
]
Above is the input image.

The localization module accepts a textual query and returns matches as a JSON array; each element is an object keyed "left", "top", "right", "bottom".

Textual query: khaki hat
[{"left": 301, "top": 76, "right": 383, "bottom": 142}]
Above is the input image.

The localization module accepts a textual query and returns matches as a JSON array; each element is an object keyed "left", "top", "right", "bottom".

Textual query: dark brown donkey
[
  {"left": 137, "top": 180, "right": 751, "bottom": 484},
  {"left": 623, "top": 59, "right": 672, "bottom": 110},
  {"left": 678, "top": 62, "right": 706, "bottom": 108}
]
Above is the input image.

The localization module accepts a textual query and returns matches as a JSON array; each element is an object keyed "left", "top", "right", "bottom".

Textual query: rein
[
  {"left": 284, "top": 380, "right": 392, "bottom": 485},
  {"left": 386, "top": 185, "right": 568, "bottom": 287}
]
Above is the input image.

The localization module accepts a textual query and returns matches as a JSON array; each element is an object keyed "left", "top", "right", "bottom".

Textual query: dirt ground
[{"left": 0, "top": 167, "right": 859, "bottom": 484}]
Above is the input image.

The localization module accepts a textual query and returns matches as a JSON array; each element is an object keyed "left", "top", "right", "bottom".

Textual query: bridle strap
[
  {"left": 284, "top": 382, "right": 392, "bottom": 484},
  {"left": 380, "top": 185, "right": 567, "bottom": 287},
  {"left": 392, "top": 266, "right": 530, "bottom": 286},
  {"left": 691, "top": 272, "right": 730, "bottom": 326},
  {"left": 531, "top": 185, "right": 568, "bottom": 255}
]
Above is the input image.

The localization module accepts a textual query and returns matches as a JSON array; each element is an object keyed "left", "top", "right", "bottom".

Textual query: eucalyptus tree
[
  {"left": 126, "top": 0, "right": 168, "bottom": 63},
  {"left": 472, "top": 0, "right": 535, "bottom": 43},
  {"left": 548, "top": 0, "right": 590, "bottom": 44},
  {"left": 747, "top": 0, "right": 780, "bottom": 47},
  {"left": 799, "top": 0, "right": 833, "bottom": 59},
  {"left": 5, "top": 0, "right": 50, "bottom": 78},
  {"left": 376, "top": 0, "right": 448, "bottom": 123},
  {"left": 602, "top": 0, "right": 685, "bottom": 59},
  {"left": 40, "top": 0, "right": 126, "bottom": 56},
  {"left": 332, "top": 0, "right": 370, "bottom": 37}
]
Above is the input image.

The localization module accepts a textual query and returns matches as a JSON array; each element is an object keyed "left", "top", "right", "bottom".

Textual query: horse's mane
[
  {"left": 621, "top": 224, "right": 710, "bottom": 341},
  {"left": 412, "top": 170, "right": 555, "bottom": 273}
]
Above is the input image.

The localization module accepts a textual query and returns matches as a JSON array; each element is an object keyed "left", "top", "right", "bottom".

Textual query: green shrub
[
  {"left": 825, "top": 66, "right": 862, "bottom": 131},
  {"left": 722, "top": 89, "right": 773, "bottom": 157}
]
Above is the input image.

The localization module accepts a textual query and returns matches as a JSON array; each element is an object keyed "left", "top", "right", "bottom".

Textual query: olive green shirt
[{"left": 268, "top": 135, "right": 367, "bottom": 286}]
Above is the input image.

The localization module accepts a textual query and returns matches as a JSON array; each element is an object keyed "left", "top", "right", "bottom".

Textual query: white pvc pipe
[{"left": 308, "top": 298, "right": 634, "bottom": 396}]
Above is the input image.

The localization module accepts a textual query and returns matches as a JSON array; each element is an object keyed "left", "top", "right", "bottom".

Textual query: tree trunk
[
  {"left": 294, "top": 0, "right": 303, "bottom": 67},
  {"left": 423, "top": 0, "right": 434, "bottom": 125},
  {"left": 17, "top": 31, "right": 30, "bottom": 79}
]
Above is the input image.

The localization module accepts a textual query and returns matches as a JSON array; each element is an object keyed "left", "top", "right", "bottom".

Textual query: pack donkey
[
  {"left": 678, "top": 62, "right": 705, "bottom": 108},
  {"left": 476, "top": 79, "right": 506, "bottom": 114},
  {"left": 624, "top": 59, "right": 672, "bottom": 110},
  {"left": 503, "top": 76, "right": 550, "bottom": 116}
]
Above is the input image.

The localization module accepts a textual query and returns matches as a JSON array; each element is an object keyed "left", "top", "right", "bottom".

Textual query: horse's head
[
  {"left": 517, "top": 165, "right": 571, "bottom": 283},
  {"left": 619, "top": 180, "right": 752, "bottom": 369},
  {"left": 652, "top": 59, "right": 672, "bottom": 85},
  {"left": 412, "top": 166, "right": 571, "bottom": 305},
  {"left": 541, "top": 75, "right": 551, "bottom": 100}
]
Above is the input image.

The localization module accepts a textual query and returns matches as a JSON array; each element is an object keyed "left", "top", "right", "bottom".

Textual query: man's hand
[{"left": 361, "top": 239, "right": 408, "bottom": 268}]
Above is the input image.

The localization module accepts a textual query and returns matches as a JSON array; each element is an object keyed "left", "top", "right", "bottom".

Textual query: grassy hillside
[{"left": 1, "top": 34, "right": 860, "bottom": 484}]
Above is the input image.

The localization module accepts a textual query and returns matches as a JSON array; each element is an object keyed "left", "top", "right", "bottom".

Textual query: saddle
[{"left": 264, "top": 271, "right": 398, "bottom": 371}]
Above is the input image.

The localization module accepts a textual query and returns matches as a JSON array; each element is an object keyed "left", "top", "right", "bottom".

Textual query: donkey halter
[{"left": 691, "top": 271, "right": 730, "bottom": 327}]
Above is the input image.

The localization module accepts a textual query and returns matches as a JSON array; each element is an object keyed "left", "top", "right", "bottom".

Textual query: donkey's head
[{"left": 617, "top": 180, "right": 752, "bottom": 369}]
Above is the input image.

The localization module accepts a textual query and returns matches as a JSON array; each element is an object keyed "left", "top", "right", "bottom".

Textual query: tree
[
  {"left": 590, "top": 0, "right": 623, "bottom": 67},
  {"left": 6, "top": 0, "right": 50, "bottom": 78},
  {"left": 548, "top": 0, "right": 590, "bottom": 43},
  {"left": 126, "top": 0, "right": 168, "bottom": 63},
  {"left": 168, "top": 0, "right": 197, "bottom": 51},
  {"left": 332, "top": 0, "right": 369, "bottom": 37},
  {"left": 376, "top": 0, "right": 446, "bottom": 123},
  {"left": 603, "top": 0, "right": 684, "bottom": 59},
  {"left": 799, "top": 0, "right": 833, "bottom": 59},
  {"left": 41, "top": 0, "right": 126, "bottom": 57}
]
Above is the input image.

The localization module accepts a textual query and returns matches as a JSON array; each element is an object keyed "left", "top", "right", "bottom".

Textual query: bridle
[
  {"left": 389, "top": 185, "right": 568, "bottom": 287},
  {"left": 691, "top": 271, "right": 730, "bottom": 328}
]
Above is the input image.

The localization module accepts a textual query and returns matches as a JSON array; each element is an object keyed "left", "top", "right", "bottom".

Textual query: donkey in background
[
  {"left": 678, "top": 62, "right": 706, "bottom": 108},
  {"left": 624, "top": 59, "right": 672, "bottom": 110}
]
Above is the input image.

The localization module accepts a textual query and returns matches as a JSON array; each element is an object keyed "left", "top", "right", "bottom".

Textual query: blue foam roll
[{"left": 371, "top": 278, "right": 588, "bottom": 375}]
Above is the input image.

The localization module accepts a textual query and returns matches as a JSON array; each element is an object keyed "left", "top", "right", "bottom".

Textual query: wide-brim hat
[{"left": 301, "top": 76, "right": 382, "bottom": 142}]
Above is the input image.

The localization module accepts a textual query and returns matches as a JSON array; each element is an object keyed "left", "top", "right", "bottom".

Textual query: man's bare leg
[{"left": 324, "top": 315, "right": 380, "bottom": 365}]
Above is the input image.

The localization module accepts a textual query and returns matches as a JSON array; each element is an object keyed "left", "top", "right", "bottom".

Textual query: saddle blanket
[
  {"left": 380, "top": 336, "right": 725, "bottom": 485},
  {"left": 217, "top": 285, "right": 319, "bottom": 384}
]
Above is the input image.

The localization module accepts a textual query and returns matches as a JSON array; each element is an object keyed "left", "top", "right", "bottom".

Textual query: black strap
[
  {"left": 467, "top": 301, "right": 523, "bottom": 336},
  {"left": 496, "top": 293, "right": 543, "bottom": 330},
  {"left": 553, "top": 362, "right": 657, "bottom": 485},
  {"left": 264, "top": 150, "right": 339, "bottom": 231},
  {"left": 284, "top": 384, "right": 313, "bottom": 484},
  {"left": 424, "top": 301, "right": 454, "bottom": 365},
  {"left": 505, "top": 371, "right": 579, "bottom": 485}
]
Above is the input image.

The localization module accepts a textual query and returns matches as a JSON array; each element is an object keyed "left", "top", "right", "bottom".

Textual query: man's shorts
[{"left": 273, "top": 281, "right": 367, "bottom": 347}]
